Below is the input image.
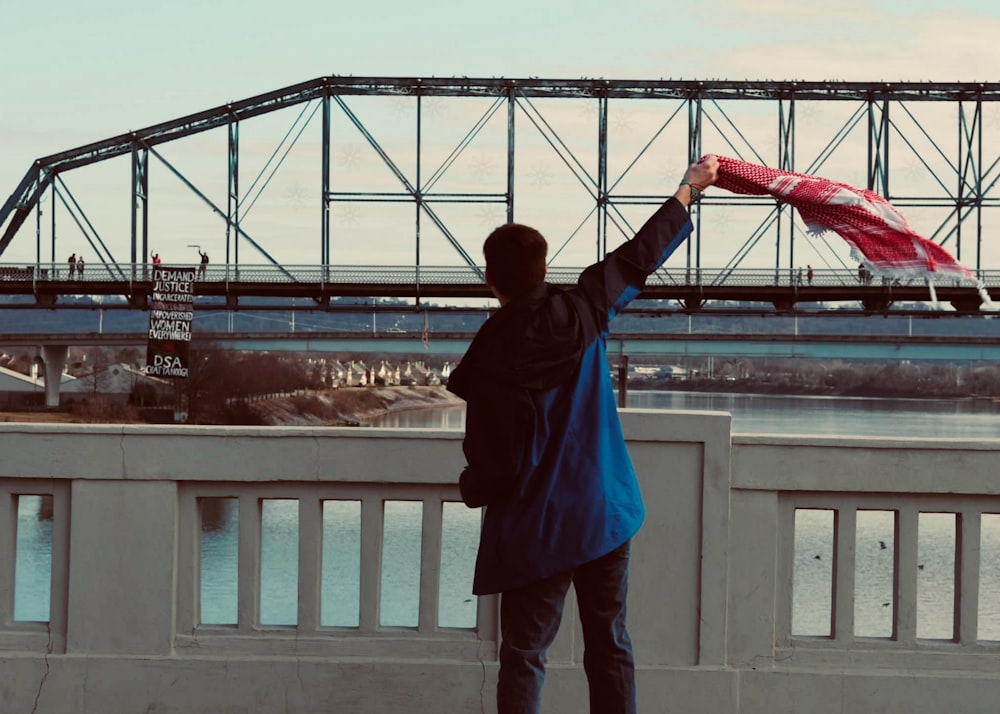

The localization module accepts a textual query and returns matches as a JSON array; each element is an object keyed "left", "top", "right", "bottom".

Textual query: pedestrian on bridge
[
  {"left": 151, "top": 252, "right": 161, "bottom": 266},
  {"left": 448, "top": 155, "right": 720, "bottom": 714},
  {"left": 77, "top": 256, "right": 85, "bottom": 278},
  {"left": 198, "top": 249, "right": 209, "bottom": 278},
  {"left": 67, "top": 253, "right": 76, "bottom": 278}
]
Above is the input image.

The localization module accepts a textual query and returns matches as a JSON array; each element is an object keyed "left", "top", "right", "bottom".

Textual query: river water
[
  {"left": 13, "top": 392, "right": 1000, "bottom": 639},
  {"left": 372, "top": 389, "right": 1000, "bottom": 438}
]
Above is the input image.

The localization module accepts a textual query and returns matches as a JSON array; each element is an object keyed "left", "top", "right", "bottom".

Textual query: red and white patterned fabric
[{"left": 714, "top": 156, "right": 972, "bottom": 280}]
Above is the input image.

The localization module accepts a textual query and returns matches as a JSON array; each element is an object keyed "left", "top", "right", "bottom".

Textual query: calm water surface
[
  {"left": 373, "top": 390, "right": 1000, "bottom": 439},
  {"left": 626, "top": 391, "right": 1000, "bottom": 438}
]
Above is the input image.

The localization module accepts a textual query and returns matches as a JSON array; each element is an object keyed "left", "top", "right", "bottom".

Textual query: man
[{"left": 447, "top": 155, "right": 719, "bottom": 713}]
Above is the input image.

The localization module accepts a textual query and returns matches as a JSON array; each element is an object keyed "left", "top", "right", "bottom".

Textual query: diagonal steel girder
[
  {"left": 329, "top": 94, "right": 482, "bottom": 272},
  {"left": 142, "top": 143, "right": 291, "bottom": 278}
]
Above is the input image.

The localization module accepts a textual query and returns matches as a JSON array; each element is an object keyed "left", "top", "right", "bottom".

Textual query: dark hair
[{"left": 483, "top": 223, "right": 547, "bottom": 298}]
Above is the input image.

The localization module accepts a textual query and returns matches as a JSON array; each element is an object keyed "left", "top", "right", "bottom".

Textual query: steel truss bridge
[{"left": 3, "top": 76, "right": 1000, "bottom": 316}]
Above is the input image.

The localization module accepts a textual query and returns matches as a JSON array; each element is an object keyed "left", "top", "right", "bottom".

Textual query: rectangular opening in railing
[
  {"left": 200, "top": 497, "right": 238, "bottom": 625},
  {"left": 916, "top": 512, "right": 957, "bottom": 640},
  {"left": 381, "top": 500, "right": 422, "bottom": 627},
  {"left": 792, "top": 507, "right": 833, "bottom": 637},
  {"left": 323, "top": 499, "right": 361, "bottom": 627},
  {"left": 855, "top": 509, "right": 895, "bottom": 639},
  {"left": 979, "top": 513, "right": 1000, "bottom": 641},
  {"left": 440, "top": 501, "right": 479, "bottom": 628},
  {"left": 261, "top": 498, "right": 299, "bottom": 626},
  {"left": 786, "top": 498, "right": 1000, "bottom": 655},
  {"left": 191, "top": 488, "right": 481, "bottom": 639},
  {"left": 13, "top": 494, "right": 53, "bottom": 623},
  {"left": 0, "top": 480, "right": 68, "bottom": 653}
]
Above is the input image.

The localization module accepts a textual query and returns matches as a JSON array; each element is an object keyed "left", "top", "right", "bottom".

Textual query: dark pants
[{"left": 497, "top": 540, "right": 636, "bottom": 714}]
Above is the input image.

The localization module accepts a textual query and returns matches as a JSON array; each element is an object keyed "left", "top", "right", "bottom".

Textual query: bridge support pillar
[
  {"left": 40, "top": 344, "right": 69, "bottom": 408},
  {"left": 617, "top": 355, "right": 629, "bottom": 408}
]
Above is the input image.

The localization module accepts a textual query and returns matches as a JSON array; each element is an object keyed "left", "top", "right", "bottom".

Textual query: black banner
[{"left": 145, "top": 265, "right": 195, "bottom": 378}]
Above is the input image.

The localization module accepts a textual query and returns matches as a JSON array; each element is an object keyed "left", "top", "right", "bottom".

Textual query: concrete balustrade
[{"left": 1, "top": 414, "right": 1000, "bottom": 712}]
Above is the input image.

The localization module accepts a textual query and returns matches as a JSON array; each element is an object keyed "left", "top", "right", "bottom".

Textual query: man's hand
[
  {"left": 673, "top": 154, "right": 720, "bottom": 206},
  {"left": 685, "top": 154, "right": 719, "bottom": 188}
]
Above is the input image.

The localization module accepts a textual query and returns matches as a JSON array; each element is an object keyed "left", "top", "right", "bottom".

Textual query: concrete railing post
[{"left": 65, "top": 480, "right": 177, "bottom": 655}]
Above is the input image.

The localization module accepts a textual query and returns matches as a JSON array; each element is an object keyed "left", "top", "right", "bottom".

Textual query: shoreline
[
  {"left": 0, "top": 385, "right": 466, "bottom": 425},
  {"left": 3, "top": 381, "right": 997, "bottom": 426},
  {"left": 247, "top": 385, "right": 465, "bottom": 426}
]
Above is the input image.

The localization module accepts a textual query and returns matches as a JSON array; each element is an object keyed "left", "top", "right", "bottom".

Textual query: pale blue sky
[
  {"left": 3, "top": 0, "right": 999, "bottom": 267},
  {"left": 5, "top": 0, "right": 998, "bottom": 168}
]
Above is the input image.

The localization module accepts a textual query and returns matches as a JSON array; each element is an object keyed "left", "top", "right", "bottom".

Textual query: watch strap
[{"left": 680, "top": 179, "right": 703, "bottom": 203}]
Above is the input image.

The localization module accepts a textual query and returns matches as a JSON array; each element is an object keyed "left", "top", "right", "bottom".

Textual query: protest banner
[{"left": 145, "top": 265, "right": 195, "bottom": 378}]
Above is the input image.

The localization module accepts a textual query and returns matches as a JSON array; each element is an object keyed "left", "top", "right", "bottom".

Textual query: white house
[{"left": 0, "top": 362, "right": 80, "bottom": 407}]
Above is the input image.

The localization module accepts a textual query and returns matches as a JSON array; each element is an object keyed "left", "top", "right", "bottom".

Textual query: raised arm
[{"left": 573, "top": 155, "right": 719, "bottom": 326}]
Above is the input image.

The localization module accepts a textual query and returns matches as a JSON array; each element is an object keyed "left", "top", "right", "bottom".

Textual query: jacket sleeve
[
  {"left": 457, "top": 377, "right": 533, "bottom": 508},
  {"left": 574, "top": 197, "right": 692, "bottom": 328}
]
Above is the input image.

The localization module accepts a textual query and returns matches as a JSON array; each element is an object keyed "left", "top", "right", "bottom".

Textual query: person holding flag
[{"left": 448, "top": 155, "right": 719, "bottom": 713}]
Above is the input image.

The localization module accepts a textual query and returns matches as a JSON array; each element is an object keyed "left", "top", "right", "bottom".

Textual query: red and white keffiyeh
[{"left": 714, "top": 156, "right": 971, "bottom": 281}]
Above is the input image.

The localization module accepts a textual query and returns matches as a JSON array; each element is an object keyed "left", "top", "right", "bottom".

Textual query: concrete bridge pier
[{"left": 40, "top": 344, "right": 68, "bottom": 408}]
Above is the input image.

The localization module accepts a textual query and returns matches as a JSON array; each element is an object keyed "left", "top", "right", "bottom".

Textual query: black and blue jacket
[{"left": 447, "top": 198, "right": 693, "bottom": 595}]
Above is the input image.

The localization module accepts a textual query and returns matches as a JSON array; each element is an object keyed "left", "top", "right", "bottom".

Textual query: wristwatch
[{"left": 680, "top": 179, "right": 703, "bottom": 203}]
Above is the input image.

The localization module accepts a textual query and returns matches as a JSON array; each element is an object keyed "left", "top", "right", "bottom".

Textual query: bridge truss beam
[{"left": 2, "top": 77, "right": 1000, "bottom": 286}]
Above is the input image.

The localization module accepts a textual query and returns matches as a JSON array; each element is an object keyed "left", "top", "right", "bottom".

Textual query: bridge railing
[
  {"left": 730, "top": 435, "right": 1000, "bottom": 670},
  {"left": 3, "top": 262, "right": 1000, "bottom": 289},
  {"left": 2, "top": 417, "right": 1000, "bottom": 712},
  {"left": 173, "top": 479, "right": 496, "bottom": 660}
]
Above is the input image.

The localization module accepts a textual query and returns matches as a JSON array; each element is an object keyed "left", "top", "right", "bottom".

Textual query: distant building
[
  {"left": 628, "top": 363, "right": 692, "bottom": 381},
  {"left": 1, "top": 359, "right": 172, "bottom": 407},
  {"left": 0, "top": 358, "right": 87, "bottom": 405},
  {"left": 401, "top": 361, "right": 441, "bottom": 386},
  {"left": 0, "top": 363, "right": 45, "bottom": 407},
  {"left": 373, "top": 360, "right": 400, "bottom": 386},
  {"left": 345, "top": 361, "right": 370, "bottom": 387},
  {"left": 98, "top": 363, "right": 172, "bottom": 404},
  {"left": 329, "top": 360, "right": 348, "bottom": 386}
]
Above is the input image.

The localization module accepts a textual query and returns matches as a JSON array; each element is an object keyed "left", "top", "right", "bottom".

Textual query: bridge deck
[{"left": 1, "top": 264, "right": 998, "bottom": 313}]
